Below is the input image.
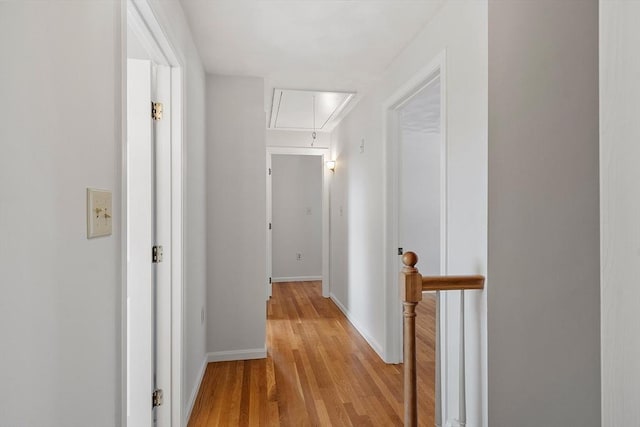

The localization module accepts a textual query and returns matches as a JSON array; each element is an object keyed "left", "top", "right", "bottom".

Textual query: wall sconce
[{"left": 326, "top": 160, "right": 336, "bottom": 172}]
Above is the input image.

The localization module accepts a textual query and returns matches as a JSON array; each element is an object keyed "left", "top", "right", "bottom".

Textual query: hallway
[{"left": 188, "top": 282, "right": 436, "bottom": 426}]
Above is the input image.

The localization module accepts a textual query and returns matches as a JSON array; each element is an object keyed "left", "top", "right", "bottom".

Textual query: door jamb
[
  {"left": 382, "top": 51, "right": 449, "bottom": 418},
  {"left": 266, "top": 146, "right": 331, "bottom": 299},
  {"left": 124, "top": 1, "right": 184, "bottom": 425}
]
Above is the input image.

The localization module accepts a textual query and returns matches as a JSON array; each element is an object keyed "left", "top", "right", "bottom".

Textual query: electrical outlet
[{"left": 296, "top": 253, "right": 302, "bottom": 261}]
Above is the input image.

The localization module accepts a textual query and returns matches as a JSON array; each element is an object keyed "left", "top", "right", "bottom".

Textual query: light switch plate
[{"left": 87, "top": 188, "right": 112, "bottom": 238}]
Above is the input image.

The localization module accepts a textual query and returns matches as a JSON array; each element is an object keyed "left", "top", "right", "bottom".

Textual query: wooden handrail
[
  {"left": 422, "top": 275, "right": 485, "bottom": 292},
  {"left": 399, "top": 251, "right": 485, "bottom": 427}
]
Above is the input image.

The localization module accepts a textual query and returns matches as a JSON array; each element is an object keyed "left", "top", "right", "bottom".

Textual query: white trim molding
[
  {"left": 207, "top": 348, "right": 268, "bottom": 363},
  {"left": 382, "top": 49, "right": 453, "bottom": 423},
  {"left": 330, "top": 293, "right": 385, "bottom": 359},
  {"left": 382, "top": 49, "right": 447, "bottom": 363},
  {"left": 124, "top": 1, "right": 185, "bottom": 426},
  {"left": 184, "top": 356, "right": 208, "bottom": 427},
  {"left": 266, "top": 146, "right": 331, "bottom": 299},
  {"left": 272, "top": 276, "right": 322, "bottom": 283}
]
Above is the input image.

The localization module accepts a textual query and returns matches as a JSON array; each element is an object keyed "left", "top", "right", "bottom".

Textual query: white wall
[
  {"left": 0, "top": 2, "right": 207, "bottom": 425},
  {"left": 488, "top": 1, "right": 600, "bottom": 426},
  {"left": 0, "top": 2, "right": 122, "bottom": 425},
  {"left": 145, "top": 0, "right": 208, "bottom": 422},
  {"left": 400, "top": 129, "right": 441, "bottom": 276},
  {"left": 330, "top": 1, "right": 487, "bottom": 425},
  {"left": 271, "top": 155, "right": 323, "bottom": 280},
  {"left": 267, "top": 129, "right": 330, "bottom": 149},
  {"left": 600, "top": 1, "right": 640, "bottom": 425},
  {"left": 206, "top": 75, "right": 267, "bottom": 358}
]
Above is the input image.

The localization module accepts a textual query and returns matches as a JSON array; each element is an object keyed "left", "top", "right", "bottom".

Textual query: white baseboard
[
  {"left": 207, "top": 347, "right": 267, "bottom": 363},
  {"left": 184, "top": 355, "right": 208, "bottom": 427},
  {"left": 329, "top": 293, "right": 385, "bottom": 359},
  {"left": 272, "top": 276, "right": 322, "bottom": 283}
]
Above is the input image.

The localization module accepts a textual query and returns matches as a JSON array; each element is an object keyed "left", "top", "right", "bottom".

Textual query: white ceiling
[
  {"left": 180, "top": 0, "right": 445, "bottom": 115},
  {"left": 400, "top": 76, "right": 441, "bottom": 134}
]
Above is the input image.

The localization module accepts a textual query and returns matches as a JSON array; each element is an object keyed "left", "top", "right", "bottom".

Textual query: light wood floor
[{"left": 188, "top": 282, "right": 435, "bottom": 426}]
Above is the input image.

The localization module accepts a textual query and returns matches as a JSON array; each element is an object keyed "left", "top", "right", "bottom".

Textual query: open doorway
[
  {"left": 271, "top": 155, "right": 323, "bottom": 283},
  {"left": 384, "top": 58, "right": 446, "bottom": 364},
  {"left": 383, "top": 51, "right": 446, "bottom": 422},
  {"left": 398, "top": 76, "right": 443, "bottom": 278},
  {"left": 125, "top": 1, "right": 183, "bottom": 425},
  {"left": 266, "top": 147, "right": 331, "bottom": 299},
  {"left": 397, "top": 74, "right": 443, "bottom": 426}
]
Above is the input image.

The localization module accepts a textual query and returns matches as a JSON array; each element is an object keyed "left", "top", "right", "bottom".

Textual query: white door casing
[
  {"left": 266, "top": 153, "right": 273, "bottom": 298},
  {"left": 266, "top": 146, "right": 331, "bottom": 298},
  {"left": 383, "top": 51, "right": 458, "bottom": 424},
  {"left": 125, "top": 1, "right": 184, "bottom": 425}
]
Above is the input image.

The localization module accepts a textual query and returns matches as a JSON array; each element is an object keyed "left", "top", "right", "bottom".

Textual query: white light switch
[{"left": 87, "top": 188, "right": 112, "bottom": 238}]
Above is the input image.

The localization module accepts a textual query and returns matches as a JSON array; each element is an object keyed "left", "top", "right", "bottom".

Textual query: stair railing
[{"left": 399, "top": 251, "right": 485, "bottom": 427}]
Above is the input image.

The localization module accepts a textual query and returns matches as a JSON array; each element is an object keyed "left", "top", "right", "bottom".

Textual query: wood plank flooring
[{"left": 188, "top": 282, "right": 435, "bottom": 426}]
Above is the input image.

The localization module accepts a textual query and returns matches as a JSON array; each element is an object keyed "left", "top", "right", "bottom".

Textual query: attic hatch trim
[{"left": 269, "top": 88, "right": 355, "bottom": 132}]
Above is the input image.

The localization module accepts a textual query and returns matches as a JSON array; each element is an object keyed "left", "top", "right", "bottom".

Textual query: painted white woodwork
[
  {"left": 269, "top": 89, "right": 354, "bottom": 132},
  {"left": 132, "top": 2, "right": 207, "bottom": 424},
  {"left": 127, "top": 3, "right": 194, "bottom": 424},
  {"left": 127, "top": 58, "right": 153, "bottom": 427},
  {"left": 153, "top": 63, "right": 172, "bottom": 427},
  {"left": 271, "top": 276, "right": 323, "bottom": 283},
  {"left": 435, "top": 292, "right": 442, "bottom": 427},
  {"left": 397, "top": 75, "right": 446, "bottom": 423},
  {"left": 266, "top": 153, "right": 273, "bottom": 298},
  {"left": 400, "top": 78, "right": 441, "bottom": 134},
  {"left": 266, "top": 146, "right": 331, "bottom": 299},
  {"left": 399, "top": 84, "right": 442, "bottom": 278},
  {"left": 600, "top": 1, "right": 640, "bottom": 425}
]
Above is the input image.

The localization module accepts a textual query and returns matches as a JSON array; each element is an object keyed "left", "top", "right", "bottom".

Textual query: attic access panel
[{"left": 269, "top": 89, "right": 355, "bottom": 131}]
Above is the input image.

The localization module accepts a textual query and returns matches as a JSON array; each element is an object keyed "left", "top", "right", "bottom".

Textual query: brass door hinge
[
  {"left": 152, "top": 245, "right": 163, "bottom": 263},
  {"left": 152, "top": 389, "right": 163, "bottom": 408},
  {"left": 152, "top": 102, "right": 163, "bottom": 120}
]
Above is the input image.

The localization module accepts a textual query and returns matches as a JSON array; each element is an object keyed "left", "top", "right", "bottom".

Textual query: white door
[
  {"left": 127, "top": 58, "right": 153, "bottom": 427},
  {"left": 152, "top": 63, "right": 172, "bottom": 427},
  {"left": 127, "top": 59, "right": 172, "bottom": 426},
  {"left": 398, "top": 77, "right": 442, "bottom": 276},
  {"left": 396, "top": 74, "right": 444, "bottom": 422}
]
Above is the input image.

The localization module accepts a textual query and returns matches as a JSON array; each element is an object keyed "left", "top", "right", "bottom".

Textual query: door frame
[
  {"left": 123, "top": 1, "right": 184, "bottom": 425},
  {"left": 266, "top": 146, "right": 331, "bottom": 298},
  {"left": 382, "top": 49, "right": 449, "bottom": 409}
]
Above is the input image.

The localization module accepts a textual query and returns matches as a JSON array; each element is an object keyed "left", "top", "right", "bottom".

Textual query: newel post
[{"left": 400, "top": 251, "right": 423, "bottom": 427}]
